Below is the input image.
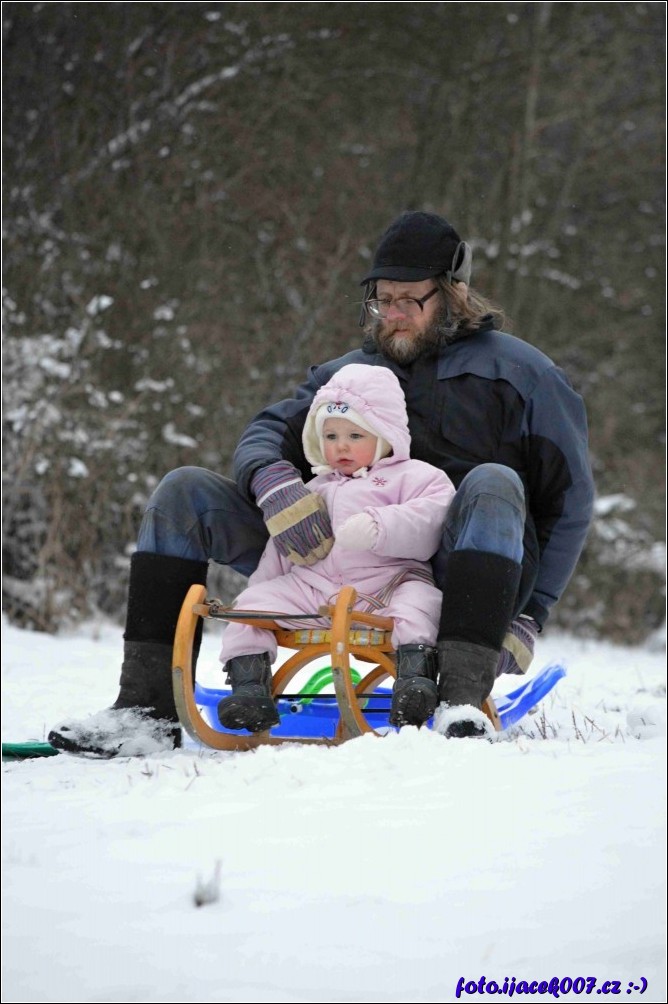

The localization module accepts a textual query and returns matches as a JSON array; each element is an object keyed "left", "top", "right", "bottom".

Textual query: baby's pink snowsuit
[{"left": 220, "top": 364, "right": 456, "bottom": 663}]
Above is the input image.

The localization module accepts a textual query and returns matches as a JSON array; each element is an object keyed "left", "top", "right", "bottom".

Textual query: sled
[
  {"left": 193, "top": 661, "right": 566, "bottom": 739},
  {"left": 172, "top": 584, "right": 566, "bottom": 750}
]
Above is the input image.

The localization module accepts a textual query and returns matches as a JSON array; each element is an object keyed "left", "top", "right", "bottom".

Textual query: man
[{"left": 49, "top": 211, "right": 595, "bottom": 755}]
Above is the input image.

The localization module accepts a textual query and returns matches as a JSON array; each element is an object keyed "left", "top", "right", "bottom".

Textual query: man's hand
[
  {"left": 251, "top": 461, "right": 333, "bottom": 566},
  {"left": 335, "top": 512, "right": 379, "bottom": 551},
  {"left": 497, "top": 615, "right": 539, "bottom": 675}
]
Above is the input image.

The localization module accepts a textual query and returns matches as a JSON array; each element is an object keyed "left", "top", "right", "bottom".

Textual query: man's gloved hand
[
  {"left": 251, "top": 461, "right": 333, "bottom": 566},
  {"left": 336, "top": 512, "right": 379, "bottom": 551},
  {"left": 497, "top": 614, "right": 539, "bottom": 676}
]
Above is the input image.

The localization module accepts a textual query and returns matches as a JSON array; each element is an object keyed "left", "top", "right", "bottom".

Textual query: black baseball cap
[{"left": 360, "top": 211, "right": 471, "bottom": 285}]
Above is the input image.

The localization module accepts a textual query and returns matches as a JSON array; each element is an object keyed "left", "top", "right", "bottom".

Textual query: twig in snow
[
  {"left": 193, "top": 860, "right": 222, "bottom": 908},
  {"left": 571, "top": 710, "right": 586, "bottom": 743}
]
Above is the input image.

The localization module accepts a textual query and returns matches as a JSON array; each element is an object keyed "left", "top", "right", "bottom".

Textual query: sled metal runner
[{"left": 172, "top": 583, "right": 502, "bottom": 750}]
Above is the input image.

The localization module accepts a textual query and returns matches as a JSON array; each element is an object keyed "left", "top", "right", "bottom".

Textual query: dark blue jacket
[{"left": 234, "top": 319, "right": 595, "bottom": 627}]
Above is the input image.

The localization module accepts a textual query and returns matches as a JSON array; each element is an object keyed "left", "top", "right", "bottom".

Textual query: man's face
[{"left": 371, "top": 278, "right": 445, "bottom": 365}]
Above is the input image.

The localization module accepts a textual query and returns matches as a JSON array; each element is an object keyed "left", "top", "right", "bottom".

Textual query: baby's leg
[
  {"left": 220, "top": 577, "right": 324, "bottom": 664},
  {"left": 383, "top": 580, "right": 442, "bottom": 648},
  {"left": 383, "top": 580, "right": 443, "bottom": 728}
]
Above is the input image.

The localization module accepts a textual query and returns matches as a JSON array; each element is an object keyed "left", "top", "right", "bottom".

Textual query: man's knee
[
  {"left": 433, "top": 464, "right": 526, "bottom": 573},
  {"left": 152, "top": 466, "right": 215, "bottom": 495},
  {"left": 458, "top": 464, "right": 525, "bottom": 512},
  {"left": 148, "top": 467, "right": 238, "bottom": 509}
]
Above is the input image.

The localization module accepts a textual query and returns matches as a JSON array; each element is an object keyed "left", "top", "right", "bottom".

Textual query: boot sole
[
  {"left": 217, "top": 698, "right": 280, "bottom": 733},
  {"left": 48, "top": 730, "right": 119, "bottom": 758},
  {"left": 389, "top": 687, "right": 438, "bottom": 727},
  {"left": 47, "top": 727, "right": 181, "bottom": 757}
]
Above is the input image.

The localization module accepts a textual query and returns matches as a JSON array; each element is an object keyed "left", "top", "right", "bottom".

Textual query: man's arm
[{"left": 522, "top": 366, "right": 595, "bottom": 627}]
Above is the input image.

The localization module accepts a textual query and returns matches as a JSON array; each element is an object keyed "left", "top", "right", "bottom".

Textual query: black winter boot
[
  {"left": 389, "top": 644, "right": 438, "bottom": 727},
  {"left": 217, "top": 653, "right": 279, "bottom": 732},
  {"left": 437, "top": 641, "right": 500, "bottom": 738},
  {"left": 48, "top": 553, "right": 208, "bottom": 757},
  {"left": 436, "top": 550, "right": 522, "bottom": 739}
]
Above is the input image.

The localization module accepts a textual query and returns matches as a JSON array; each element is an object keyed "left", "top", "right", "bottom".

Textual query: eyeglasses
[{"left": 364, "top": 287, "right": 439, "bottom": 319}]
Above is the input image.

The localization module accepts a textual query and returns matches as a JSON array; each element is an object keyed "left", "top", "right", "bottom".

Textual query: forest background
[{"left": 2, "top": 1, "right": 665, "bottom": 643}]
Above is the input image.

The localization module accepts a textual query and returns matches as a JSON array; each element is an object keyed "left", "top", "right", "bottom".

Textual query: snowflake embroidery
[{"left": 372, "top": 476, "right": 388, "bottom": 486}]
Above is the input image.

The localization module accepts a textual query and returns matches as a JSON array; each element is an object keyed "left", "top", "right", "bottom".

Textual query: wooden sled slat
[
  {"left": 172, "top": 584, "right": 501, "bottom": 750},
  {"left": 173, "top": 585, "right": 343, "bottom": 749}
]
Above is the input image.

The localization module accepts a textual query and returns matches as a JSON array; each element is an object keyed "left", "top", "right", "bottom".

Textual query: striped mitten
[{"left": 251, "top": 461, "right": 333, "bottom": 566}]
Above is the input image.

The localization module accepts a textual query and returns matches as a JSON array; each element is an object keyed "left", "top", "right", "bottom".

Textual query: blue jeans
[
  {"left": 137, "top": 463, "right": 536, "bottom": 613},
  {"left": 433, "top": 464, "right": 536, "bottom": 618},
  {"left": 137, "top": 466, "right": 267, "bottom": 575}
]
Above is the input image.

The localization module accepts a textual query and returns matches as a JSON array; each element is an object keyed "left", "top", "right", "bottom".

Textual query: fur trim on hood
[{"left": 302, "top": 364, "right": 411, "bottom": 474}]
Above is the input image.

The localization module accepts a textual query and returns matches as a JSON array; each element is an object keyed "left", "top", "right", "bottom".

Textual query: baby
[{"left": 218, "top": 363, "right": 456, "bottom": 732}]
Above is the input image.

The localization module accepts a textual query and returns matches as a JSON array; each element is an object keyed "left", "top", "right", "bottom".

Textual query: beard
[{"left": 368, "top": 306, "right": 460, "bottom": 365}]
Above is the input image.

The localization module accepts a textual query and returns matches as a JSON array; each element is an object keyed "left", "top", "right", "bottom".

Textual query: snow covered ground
[{"left": 2, "top": 615, "right": 666, "bottom": 1004}]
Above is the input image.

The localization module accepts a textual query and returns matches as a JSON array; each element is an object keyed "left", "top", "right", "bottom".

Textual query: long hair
[{"left": 434, "top": 275, "right": 507, "bottom": 332}]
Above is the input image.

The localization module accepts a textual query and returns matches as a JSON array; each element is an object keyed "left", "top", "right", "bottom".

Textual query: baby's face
[{"left": 322, "top": 417, "right": 378, "bottom": 475}]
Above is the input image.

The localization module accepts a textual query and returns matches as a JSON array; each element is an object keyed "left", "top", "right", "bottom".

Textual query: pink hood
[{"left": 302, "top": 364, "right": 410, "bottom": 472}]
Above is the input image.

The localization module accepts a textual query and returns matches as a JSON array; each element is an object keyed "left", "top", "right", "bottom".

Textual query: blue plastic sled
[{"left": 194, "top": 662, "right": 566, "bottom": 738}]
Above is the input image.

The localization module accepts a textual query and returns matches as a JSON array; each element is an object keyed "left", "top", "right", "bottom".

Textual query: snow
[{"left": 2, "top": 616, "right": 666, "bottom": 1003}]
